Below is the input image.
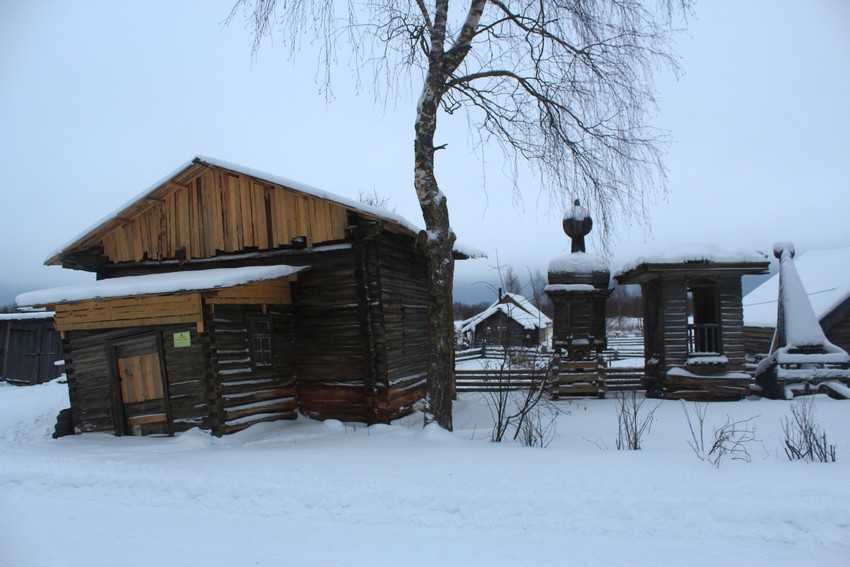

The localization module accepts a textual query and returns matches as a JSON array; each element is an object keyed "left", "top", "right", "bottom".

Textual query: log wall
[
  {"left": 62, "top": 325, "right": 211, "bottom": 434},
  {"left": 717, "top": 275, "right": 746, "bottom": 373},
  {"left": 372, "top": 233, "right": 429, "bottom": 420},
  {"left": 474, "top": 312, "right": 533, "bottom": 348},
  {"left": 291, "top": 246, "right": 373, "bottom": 421},
  {"left": 643, "top": 274, "right": 751, "bottom": 399},
  {"left": 743, "top": 326, "right": 775, "bottom": 357},
  {"left": 206, "top": 304, "right": 297, "bottom": 434}
]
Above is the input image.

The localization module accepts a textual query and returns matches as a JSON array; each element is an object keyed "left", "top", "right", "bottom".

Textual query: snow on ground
[{"left": 2, "top": 380, "right": 849, "bottom": 566}]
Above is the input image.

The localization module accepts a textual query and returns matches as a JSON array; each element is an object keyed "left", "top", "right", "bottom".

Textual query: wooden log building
[
  {"left": 458, "top": 292, "right": 551, "bottom": 348},
  {"left": 17, "top": 156, "right": 477, "bottom": 436},
  {"left": 615, "top": 247, "right": 769, "bottom": 400},
  {"left": 0, "top": 311, "right": 64, "bottom": 386}
]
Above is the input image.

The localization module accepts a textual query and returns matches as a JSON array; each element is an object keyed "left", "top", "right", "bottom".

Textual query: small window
[{"left": 247, "top": 315, "right": 273, "bottom": 367}]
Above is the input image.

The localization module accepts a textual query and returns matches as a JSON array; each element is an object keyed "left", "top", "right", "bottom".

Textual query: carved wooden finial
[{"left": 562, "top": 199, "right": 593, "bottom": 253}]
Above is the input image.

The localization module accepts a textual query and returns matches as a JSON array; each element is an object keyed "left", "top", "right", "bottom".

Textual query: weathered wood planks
[{"left": 97, "top": 165, "right": 349, "bottom": 264}]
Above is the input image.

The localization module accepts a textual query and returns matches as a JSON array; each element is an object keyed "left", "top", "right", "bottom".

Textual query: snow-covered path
[{"left": 2, "top": 380, "right": 848, "bottom": 566}]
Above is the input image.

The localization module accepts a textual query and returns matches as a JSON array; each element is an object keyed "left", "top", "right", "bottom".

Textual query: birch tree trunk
[
  {"left": 415, "top": 80, "right": 456, "bottom": 430},
  {"left": 412, "top": 0, "right": 486, "bottom": 430}
]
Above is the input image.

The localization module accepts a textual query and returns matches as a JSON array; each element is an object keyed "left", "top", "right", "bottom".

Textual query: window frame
[{"left": 246, "top": 313, "right": 274, "bottom": 368}]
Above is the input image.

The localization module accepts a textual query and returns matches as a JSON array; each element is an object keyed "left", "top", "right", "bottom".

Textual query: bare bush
[
  {"left": 682, "top": 402, "right": 758, "bottom": 467},
  {"left": 615, "top": 392, "right": 659, "bottom": 450},
  {"left": 782, "top": 397, "right": 837, "bottom": 463},
  {"left": 486, "top": 351, "right": 558, "bottom": 447}
]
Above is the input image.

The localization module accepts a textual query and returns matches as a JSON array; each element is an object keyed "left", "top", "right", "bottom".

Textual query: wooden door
[{"left": 113, "top": 336, "right": 171, "bottom": 436}]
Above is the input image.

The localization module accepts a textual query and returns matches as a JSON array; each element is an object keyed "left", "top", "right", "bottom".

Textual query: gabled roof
[
  {"left": 46, "top": 156, "right": 485, "bottom": 266},
  {"left": 744, "top": 246, "right": 850, "bottom": 328},
  {"left": 460, "top": 293, "right": 551, "bottom": 334},
  {"left": 16, "top": 265, "right": 307, "bottom": 307}
]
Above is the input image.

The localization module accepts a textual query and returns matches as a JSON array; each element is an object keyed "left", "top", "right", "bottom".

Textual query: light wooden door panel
[{"left": 113, "top": 336, "right": 171, "bottom": 436}]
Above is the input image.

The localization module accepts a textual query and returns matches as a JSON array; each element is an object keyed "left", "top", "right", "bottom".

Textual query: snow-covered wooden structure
[
  {"left": 0, "top": 311, "right": 63, "bottom": 385},
  {"left": 17, "top": 156, "right": 480, "bottom": 436},
  {"left": 544, "top": 200, "right": 611, "bottom": 397},
  {"left": 615, "top": 245, "right": 769, "bottom": 400},
  {"left": 458, "top": 293, "right": 550, "bottom": 348},
  {"left": 754, "top": 243, "right": 850, "bottom": 399},
  {"left": 744, "top": 245, "right": 850, "bottom": 358}
]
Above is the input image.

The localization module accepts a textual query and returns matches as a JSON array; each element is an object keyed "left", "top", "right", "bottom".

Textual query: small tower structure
[
  {"left": 545, "top": 200, "right": 611, "bottom": 397},
  {"left": 615, "top": 245, "right": 769, "bottom": 400}
]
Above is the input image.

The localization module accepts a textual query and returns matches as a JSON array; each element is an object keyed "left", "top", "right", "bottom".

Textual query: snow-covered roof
[
  {"left": 16, "top": 265, "right": 307, "bottom": 307},
  {"left": 460, "top": 293, "right": 551, "bottom": 334},
  {"left": 0, "top": 311, "right": 55, "bottom": 321},
  {"left": 549, "top": 252, "right": 609, "bottom": 274},
  {"left": 744, "top": 246, "right": 850, "bottom": 328},
  {"left": 502, "top": 293, "right": 550, "bottom": 323},
  {"left": 46, "top": 156, "right": 485, "bottom": 264},
  {"left": 615, "top": 244, "right": 768, "bottom": 278}
]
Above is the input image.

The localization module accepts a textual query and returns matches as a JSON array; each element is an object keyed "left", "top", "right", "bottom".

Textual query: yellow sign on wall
[{"left": 173, "top": 331, "right": 192, "bottom": 348}]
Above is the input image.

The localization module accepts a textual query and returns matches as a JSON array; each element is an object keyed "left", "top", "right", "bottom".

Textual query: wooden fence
[
  {"left": 455, "top": 368, "right": 549, "bottom": 393},
  {"left": 455, "top": 364, "right": 645, "bottom": 394}
]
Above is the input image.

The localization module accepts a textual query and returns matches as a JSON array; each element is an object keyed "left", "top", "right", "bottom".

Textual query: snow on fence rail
[
  {"left": 603, "top": 335, "right": 644, "bottom": 361},
  {"left": 455, "top": 366, "right": 645, "bottom": 393}
]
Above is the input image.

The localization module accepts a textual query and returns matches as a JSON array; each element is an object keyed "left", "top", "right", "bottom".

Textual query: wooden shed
[
  {"left": 744, "top": 246, "right": 850, "bottom": 358},
  {"left": 18, "top": 156, "right": 476, "bottom": 436},
  {"left": 458, "top": 293, "right": 551, "bottom": 348},
  {"left": 0, "top": 311, "right": 64, "bottom": 385},
  {"left": 615, "top": 246, "right": 769, "bottom": 400}
]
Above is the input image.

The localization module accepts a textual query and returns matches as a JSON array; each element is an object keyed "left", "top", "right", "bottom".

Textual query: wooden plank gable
[{"left": 71, "top": 163, "right": 354, "bottom": 266}]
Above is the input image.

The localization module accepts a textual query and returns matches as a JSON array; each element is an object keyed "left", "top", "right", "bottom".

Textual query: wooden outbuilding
[
  {"left": 0, "top": 311, "right": 64, "bottom": 385},
  {"left": 17, "top": 156, "right": 478, "bottom": 436},
  {"left": 744, "top": 246, "right": 850, "bottom": 358},
  {"left": 458, "top": 293, "right": 551, "bottom": 348},
  {"left": 615, "top": 246, "right": 769, "bottom": 400}
]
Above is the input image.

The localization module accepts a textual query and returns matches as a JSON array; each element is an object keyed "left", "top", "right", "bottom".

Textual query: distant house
[
  {"left": 0, "top": 311, "right": 63, "bottom": 385},
  {"left": 459, "top": 293, "right": 551, "bottom": 348},
  {"left": 744, "top": 246, "right": 850, "bottom": 357},
  {"left": 17, "top": 156, "right": 480, "bottom": 436}
]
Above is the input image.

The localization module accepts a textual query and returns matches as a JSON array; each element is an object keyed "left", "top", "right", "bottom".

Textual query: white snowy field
[{"left": 2, "top": 380, "right": 849, "bottom": 566}]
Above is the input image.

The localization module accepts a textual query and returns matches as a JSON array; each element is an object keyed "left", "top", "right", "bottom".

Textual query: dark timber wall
[
  {"left": 374, "top": 233, "right": 429, "bottom": 420},
  {"left": 62, "top": 324, "right": 210, "bottom": 434},
  {"left": 291, "top": 232, "right": 430, "bottom": 423},
  {"left": 292, "top": 246, "right": 371, "bottom": 421},
  {"left": 207, "top": 304, "right": 297, "bottom": 434},
  {"left": 474, "top": 312, "right": 532, "bottom": 348},
  {"left": 0, "top": 318, "right": 64, "bottom": 385}
]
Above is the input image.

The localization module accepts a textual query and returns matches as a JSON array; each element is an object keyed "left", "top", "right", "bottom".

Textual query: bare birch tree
[{"left": 229, "top": 0, "right": 689, "bottom": 430}]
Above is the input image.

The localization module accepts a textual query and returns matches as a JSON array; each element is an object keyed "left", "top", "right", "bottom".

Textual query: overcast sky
[{"left": 1, "top": 1, "right": 849, "bottom": 306}]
